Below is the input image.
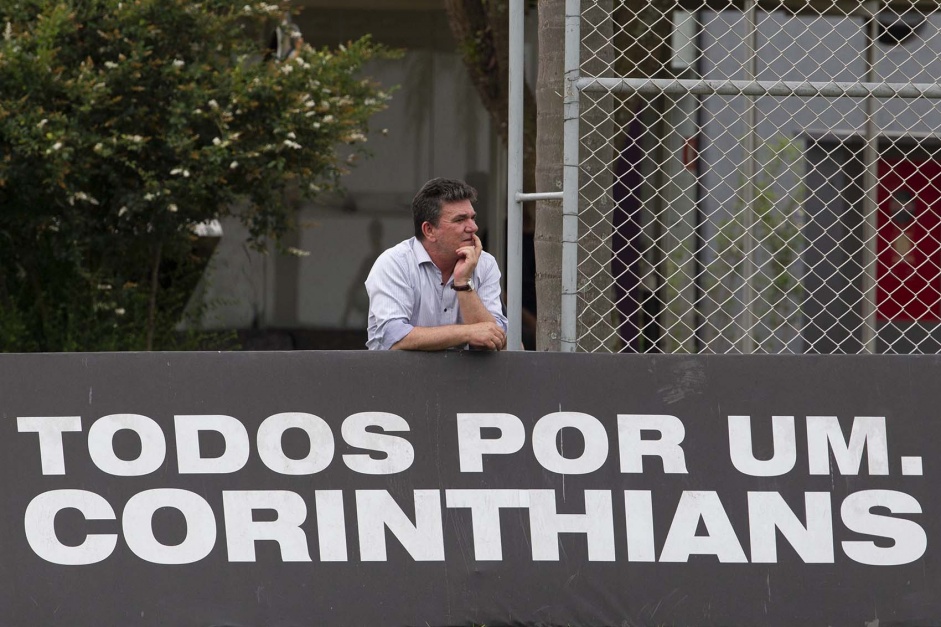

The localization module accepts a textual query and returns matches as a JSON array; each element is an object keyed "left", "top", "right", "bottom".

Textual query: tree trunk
[
  {"left": 535, "top": 0, "right": 614, "bottom": 352},
  {"left": 534, "top": 0, "right": 564, "bottom": 351}
]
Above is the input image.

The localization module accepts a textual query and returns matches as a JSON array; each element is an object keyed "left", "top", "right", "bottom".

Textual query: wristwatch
[{"left": 451, "top": 279, "right": 475, "bottom": 292}]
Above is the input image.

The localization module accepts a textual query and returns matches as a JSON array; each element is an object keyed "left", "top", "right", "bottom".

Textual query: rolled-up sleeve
[
  {"left": 365, "top": 252, "right": 415, "bottom": 350},
  {"left": 477, "top": 253, "right": 508, "bottom": 333}
]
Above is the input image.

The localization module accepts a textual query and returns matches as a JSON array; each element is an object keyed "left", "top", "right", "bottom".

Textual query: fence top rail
[
  {"left": 674, "top": 0, "right": 937, "bottom": 15},
  {"left": 575, "top": 77, "right": 941, "bottom": 99}
]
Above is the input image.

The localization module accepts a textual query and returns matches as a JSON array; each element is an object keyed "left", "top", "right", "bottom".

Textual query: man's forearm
[
  {"left": 392, "top": 320, "right": 506, "bottom": 351},
  {"left": 391, "top": 325, "right": 470, "bottom": 351},
  {"left": 456, "top": 291, "right": 498, "bottom": 325}
]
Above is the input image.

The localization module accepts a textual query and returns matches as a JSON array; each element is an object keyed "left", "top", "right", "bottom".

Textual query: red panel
[{"left": 876, "top": 158, "right": 941, "bottom": 322}]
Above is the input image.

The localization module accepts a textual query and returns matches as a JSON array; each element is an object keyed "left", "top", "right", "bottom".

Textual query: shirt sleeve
[
  {"left": 365, "top": 252, "right": 416, "bottom": 350},
  {"left": 476, "top": 253, "right": 509, "bottom": 333}
]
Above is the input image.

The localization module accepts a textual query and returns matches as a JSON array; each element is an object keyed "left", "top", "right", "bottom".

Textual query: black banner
[{"left": 0, "top": 351, "right": 938, "bottom": 626}]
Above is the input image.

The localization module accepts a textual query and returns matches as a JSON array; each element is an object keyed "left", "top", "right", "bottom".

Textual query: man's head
[{"left": 412, "top": 178, "right": 478, "bottom": 240}]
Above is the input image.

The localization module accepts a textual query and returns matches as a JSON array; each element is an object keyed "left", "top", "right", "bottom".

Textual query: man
[{"left": 366, "top": 178, "right": 508, "bottom": 351}]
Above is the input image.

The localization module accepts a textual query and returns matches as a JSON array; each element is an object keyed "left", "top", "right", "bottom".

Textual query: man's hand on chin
[{"left": 453, "top": 234, "right": 482, "bottom": 285}]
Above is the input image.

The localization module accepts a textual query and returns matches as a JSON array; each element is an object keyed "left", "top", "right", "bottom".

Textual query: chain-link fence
[{"left": 568, "top": 0, "right": 941, "bottom": 354}]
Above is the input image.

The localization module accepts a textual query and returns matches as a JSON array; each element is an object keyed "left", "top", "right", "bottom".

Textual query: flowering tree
[{"left": 0, "top": 0, "right": 393, "bottom": 351}]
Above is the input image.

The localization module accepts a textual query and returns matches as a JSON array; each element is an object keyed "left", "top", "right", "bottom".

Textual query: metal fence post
[
  {"left": 507, "top": 0, "right": 525, "bottom": 351},
  {"left": 561, "top": 0, "right": 581, "bottom": 352},
  {"left": 861, "top": 0, "right": 880, "bottom": 354},
  {"left": 740, "top": 0, "right": 758, "bottom": 354}
]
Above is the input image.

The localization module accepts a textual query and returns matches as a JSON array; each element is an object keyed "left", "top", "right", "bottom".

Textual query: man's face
[{"left": 426, "top": 199, "right": 478, "bottom": 259}]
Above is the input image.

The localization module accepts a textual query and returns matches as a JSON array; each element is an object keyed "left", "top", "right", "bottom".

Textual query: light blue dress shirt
[{"left": 365, "top": 237, "right": 508, "bottom": 350}]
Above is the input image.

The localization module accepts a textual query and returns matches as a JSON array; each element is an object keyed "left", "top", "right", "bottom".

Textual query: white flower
[
  {"left": 173, "top": 59, "right": 185, "bottom": 68},
  {"left": 94, "top": 142, "right": 104, "bottom": 152},
  {"left": 283, "top": 140, "right": 302, "bottom": 149},
  {"left": 208, "top": 99, "right": 219, "bottom": 109},
  {"left": 4, "top": 21, "right": 12, "bottom": 42},
  {"left": 52, "top": 142, "right": 62, "bottom": 151},
  {"left": 230, "top": 161, "right": 239, "bottom": 169},
  {"left": 114, "top": 308, "right": 126, "bottom": 316},
  {"left": 97, "top": 283, "right": 112, "bottom": 291},
  {"left": 286, "top": 247, "right": 310, "bottom": 257},
  {"left": 104, "top": 61, "right": 118, "bottom": 69},
  {"left": 118, "top": 206, "right": 128, "bottom": 217},
  {"left": 212, "top": 137, "right": 222, "bottom": 146},
  {"left": 171, "top": 167, "right": 183, "bottom": 175},
  {"left": 144, "top": 193, "right": 155, "bottom": 201},
  {"left": 37, "top": 119, "right": 48, "bottom": 129},
  {"left": 280, "top": 64, "right": 293, "bottom": 75},
  {"left": 129, "top": 135, "right": 143, "bottom": 143},
  {"left": 287, "top": 131, "right": 296, "bottom": 139},
  {"left": 168, "top": 204, "right": 178, "bottom": 213},
  {"left": 323, "top": 115, "right": 334, "bottom": 124}
]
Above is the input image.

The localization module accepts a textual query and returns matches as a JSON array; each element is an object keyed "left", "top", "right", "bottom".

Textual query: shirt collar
[
  {"left": 409, "top": 236, "right": 435, "bottom": 268},
  {"left": 410, "top": 236, "right": 451, "bottom": 285}
]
